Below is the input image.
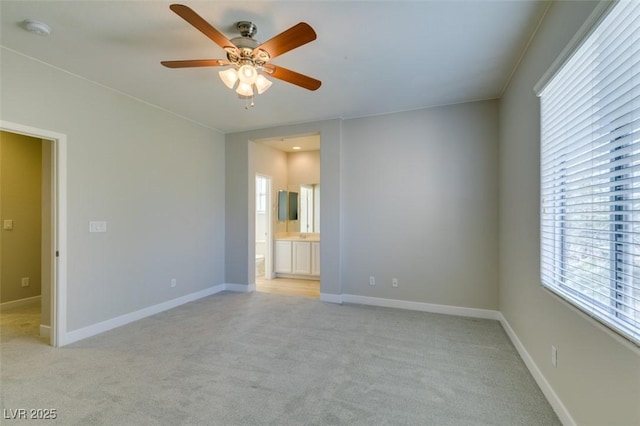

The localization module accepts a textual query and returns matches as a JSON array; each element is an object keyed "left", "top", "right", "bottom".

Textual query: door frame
[
  {"left": 256, "top": 174, "right": 273, "bottom": 279},
  {"left": 1, "top": 121, "right": 67, "bottom": 347}
]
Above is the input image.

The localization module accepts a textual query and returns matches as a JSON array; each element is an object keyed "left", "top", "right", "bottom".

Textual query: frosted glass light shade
[
  {"left": 255, "top": 74, "right": 272, "bottom": 94},
  {"left": 236, "top": 82, "right": 254, "bottom": 97},
  {"left": 238, "top": 64, "right": 258, "bottom": 84},
  {"left": 219, "top": 68, "right": 238, "bottom": 89}
]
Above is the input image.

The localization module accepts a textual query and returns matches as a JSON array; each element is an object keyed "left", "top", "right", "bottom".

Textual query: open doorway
[
  {"left": 0, "top": 121, "right": 67, "bottom": 347},
  {"left": 0, "top": 131, "right": 48, "bottom": 344},
  {"left": 252, "top": 134, "right": 320, "bottom": 299}
]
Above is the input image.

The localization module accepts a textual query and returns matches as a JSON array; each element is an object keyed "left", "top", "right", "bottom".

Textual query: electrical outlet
[
  {"left": 369, "top": 276, "right": 375, "bottom": 286},
  {"left": 170, "top": 278, "right": 177, "bottom": 288},
  {"left": 392, "top": 278, "right": 398, "bottom": 287},
  {"left": 551, "top": 345, "right": 557, "bottom": 368},
  {"left": 21, "top": 277, "right": 30, "bottom": 287}
]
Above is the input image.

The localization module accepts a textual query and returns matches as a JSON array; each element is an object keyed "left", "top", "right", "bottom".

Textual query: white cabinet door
[
  {"left": 311, "top": 242, "right": 320, "bottom": 276},
  {"left": 292, "top": 241, "right": 312, "bottom": 275},
  {"left": 274, "top": 240, "right": 292, "bottom": 273}
]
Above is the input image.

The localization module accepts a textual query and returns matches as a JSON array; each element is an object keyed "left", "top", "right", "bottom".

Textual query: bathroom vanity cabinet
[
  {"left": 274, "top": 239, "right": 320, "bottom": 279},
  {"left": 293, "top": 241, "right": 311, "bottom": 274},
  {"left": 274, "top": 240, "right": 293, "bottom": 273}
]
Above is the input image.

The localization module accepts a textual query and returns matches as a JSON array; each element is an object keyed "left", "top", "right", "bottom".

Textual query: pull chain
[{"left": 245, "top": 96, "right": 255, "bottom": 110}]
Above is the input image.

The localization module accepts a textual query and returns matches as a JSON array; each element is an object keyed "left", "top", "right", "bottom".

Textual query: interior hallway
[{"left": 0, "top": 302, "right": 47, "bottom": 345}]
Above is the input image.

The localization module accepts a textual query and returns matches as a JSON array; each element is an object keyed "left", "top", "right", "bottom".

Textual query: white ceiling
[
  {"left": 259, "top": 134, "right": 320, "bottom": 152},
  {"left": 0, "top": 1, "right": 548, "bottom": 134}
]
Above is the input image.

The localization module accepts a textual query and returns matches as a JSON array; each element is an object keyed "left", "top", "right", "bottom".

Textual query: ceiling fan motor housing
[
  {"left": 227, "top": 21, "right": 269, "bottom": 66},
  {"left": 236, "top": 21, "right": 257, "bottom": 38}
]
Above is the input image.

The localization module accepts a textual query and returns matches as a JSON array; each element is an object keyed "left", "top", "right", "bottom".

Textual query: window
[
  {"left": 539, "top": 0, "right": 639, "bottom": 345},
  {"left": 256, "top": 176, "right": 267, "bottom": 213}
]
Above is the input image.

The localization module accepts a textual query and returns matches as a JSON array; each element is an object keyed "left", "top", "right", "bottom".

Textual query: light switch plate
[
  {"left": 89, "top": 221, "right": 107, "bottom": 233},
  {"left": 3, "top": 219, "right": 13, "bottom": 230}
]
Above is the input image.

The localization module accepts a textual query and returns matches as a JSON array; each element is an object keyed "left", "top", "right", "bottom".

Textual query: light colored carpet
[{"left": 0, "top": 291, "right": 560, "bottom": 425}]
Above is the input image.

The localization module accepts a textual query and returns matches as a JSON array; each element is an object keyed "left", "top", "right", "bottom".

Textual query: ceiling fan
[{"left": 161, "top": 4, "right": 321, "bottom": 106}]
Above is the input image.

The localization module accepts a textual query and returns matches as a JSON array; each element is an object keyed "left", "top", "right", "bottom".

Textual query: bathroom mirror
[
  {"left": 278, "top": 190, "right": 287, "bottom": 221},
  {"left": 278, "top": 185, "right": 320, "bottom": 231},
  {"left": 288, "top": 191, "right": 299, "bottom": 221}
]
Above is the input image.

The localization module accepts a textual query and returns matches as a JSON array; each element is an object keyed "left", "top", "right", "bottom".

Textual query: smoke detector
[{"left": 23, "top": 20, "right": 51, "bottom": 36}]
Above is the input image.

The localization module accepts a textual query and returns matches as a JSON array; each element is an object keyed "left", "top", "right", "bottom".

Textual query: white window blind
[{"left": 539, "top": 0, "right": 640, "bottom": 345}]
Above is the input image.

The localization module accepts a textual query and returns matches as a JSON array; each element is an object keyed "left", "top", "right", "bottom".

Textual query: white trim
[
  {"left": 498, "top": 313, "right": 575, "bottom": 426},
  {"left": 255, "top": 173, "right": 273, "bottom": 280},
  {"left": 500, "top": 0, "right": 552, "bottom": 97},
  {"left": 224, "top": 283, "right": 256, "bottom": 293},
  {"left": 59, "top": 282, "right": 254, "bottom": 346},
  {"left": 320, "top": 293, "right": 343, "bottom": 304},
  {"left": 55, "top": 129, "right": 67, "bottom": 348},
  {"left": 341, "top": 294, "right": 500, "bottom": 320},
  {"left": 0, "top": 121, "right": 67, "bottom": 348},
  {"left": 40, "top": 325, "right": 51, "bottom": 338},
  {"left": 62, "top": 284, "right": 225, "bottom": 346},
  {"left": 533, "top": 0, "right": 616, "bottom": 96},
  {"left": 0, "top": 295, "right": 41, "bottom": 311},
  {"left": 542, "top": 287, "right": 640, "bottom": 354}
]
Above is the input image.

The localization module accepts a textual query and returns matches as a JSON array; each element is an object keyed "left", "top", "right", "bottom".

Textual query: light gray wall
[
  {"left": 499, "top": 1, "right": 640, "bottom": 424},
  {"left": 226, "top": 102, "right": 498, "bottom": 309},
  {"left": 343, "top": 101, "right": 499, "bottom": 308},
  {"left": 0, "top": 48, "right": 226, "bottom": 331},
  {"left": 225, "top": 120, "right": 342, "bottom": 295}
]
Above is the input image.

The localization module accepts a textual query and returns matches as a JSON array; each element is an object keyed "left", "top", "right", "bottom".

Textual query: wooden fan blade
[
  {"left": 265, "top": 65, "right": 321, "bottom": 91},
  {"left": 169, "top": 4, "right": 236, "bottom": 51},
  {"left": 253, "top": 22, "right": 316, "bottom": 60},
  {"left": 161, "top": 59, "right": 229, "bottom": 68}
]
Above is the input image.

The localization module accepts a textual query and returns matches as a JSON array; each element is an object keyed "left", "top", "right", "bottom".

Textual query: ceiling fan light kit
[
  {"left": 219, "top": 68, "right": 238, "bottom": 89},
  {"left": 161, "top": 4, "right": 321, "bottom": 108},
  {"left": 255, "top": 74, "right": 273, "bottom": 94}
]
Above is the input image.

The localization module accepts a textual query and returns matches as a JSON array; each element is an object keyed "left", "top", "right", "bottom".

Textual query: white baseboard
[
  {"left": 320, "top": 293, "right": 343, "bottom": 304},
  {"left": 498, "top": 313, "right": 575, "bottom": 426},
  {"left": 224, "top": 283, "right": 256, "bottom": 293},
  {"left": 61, "top": 283, "right": 257, "bottom": 346},
  {"left": 40, "top": 324, "right": 51, "bottom": 338},
  {"left": 62, "top": 284, "right": 226, "bottom": 346},
  {"left": 0, "top": 295, "right": 41, "bottom": 311},
  {"left": 341, "top": 294, "right": 500, "bottom": 320}
]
